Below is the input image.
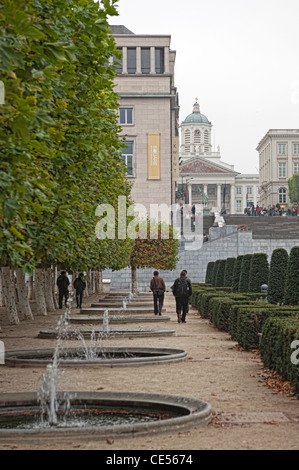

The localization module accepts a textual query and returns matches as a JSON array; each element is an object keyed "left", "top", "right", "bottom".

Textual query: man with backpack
[
  {"left": 172, "top": 270, "right": 192, "bottom": 323},
  {"left": 73, "top": 273, "right": 86, "bottom": 309}
]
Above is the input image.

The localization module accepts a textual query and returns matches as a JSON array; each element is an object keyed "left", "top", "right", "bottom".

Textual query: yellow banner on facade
[
  {"left": 172, "top": 136, "right": 180, "bottom": 182},
  {"left": 148, "top": 134, "right": 160, "bottom": 180}
]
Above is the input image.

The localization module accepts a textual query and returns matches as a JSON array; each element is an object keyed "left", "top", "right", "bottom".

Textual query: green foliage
[
  {"left": 223, "top": 257, "right": 236, "bottom": 287},
  {"left": 248, "top": 253, "right": 269, "bottom": 293},
  {"left": 284, "top": 246, "right": 299, "bottom": 305},
  {"left": 0, "top": 0, "right": 133, "bottom": 272},
  {"left": 231, "top": 255, "right": 243, "bottom": 292},
  {"left": 205, "top": 261, "right": 215, "bottom": 284},
  {"left": 129, "top": 219, "right": 179, "bottom": 270},
  {"left": 288, "top": 174, "right": 299, "bottom": 204},
  {"left": 215, "top": 259, "right": 226, "bottom": 287},
  {"left": 238, "top": 254, "right": 252, "bottom": 292},
  {"left": 260, "top": 316, "right": 299, "bottom": 394},
  {"left": 268, "top": 248, "right": 289, "bottom": 305}
]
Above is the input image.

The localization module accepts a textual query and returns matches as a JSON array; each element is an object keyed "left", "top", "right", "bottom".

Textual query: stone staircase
[{"left": 223, "top": 215, "right": 299, "bottom": 239}]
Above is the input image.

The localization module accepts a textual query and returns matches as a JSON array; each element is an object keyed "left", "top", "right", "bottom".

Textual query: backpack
[{"left": 176, "top": 277, "right": 189, "bottom": 298}]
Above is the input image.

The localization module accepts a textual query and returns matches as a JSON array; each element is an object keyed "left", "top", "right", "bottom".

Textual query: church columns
[
  {"left": 230, "top": 184, "right": 235, "bottom": 214},
  {"left": 217, "top": 184, "right": 222, "bottom": 210},
  {"left": 187, "top": 183, "right": 192, "bottom": 205}
]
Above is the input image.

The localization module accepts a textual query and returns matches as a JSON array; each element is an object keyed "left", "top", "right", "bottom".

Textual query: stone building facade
[
  {"left": 257, "top": 129, "right": 299, "bottom": 208},
  {"left": 110, "top": 25, "right": 180, "bottom": 215},
  {"left": 178, "top": 101, "right": 259, "bottom": 214}
]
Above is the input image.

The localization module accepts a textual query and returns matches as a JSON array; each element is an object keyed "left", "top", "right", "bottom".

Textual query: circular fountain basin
[
  {"left": 0, "top": 391, "right": 212, "bottom": 436},
  {"left": 5, "top": 347, "right": 187, "bottom": 368},
  {"left": 68, "top": 315, "right": 171, "bottom": 324},
  {"left": 38, "top": 327, "right": 176, "bottom": 339},
  {"left": 80, "top": 307, "right": 158, "bottom": 315}
]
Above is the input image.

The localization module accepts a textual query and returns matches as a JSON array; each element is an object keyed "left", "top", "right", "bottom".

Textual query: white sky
[{"left": 110, "top": 0, "right": 299, "bottom": 174}]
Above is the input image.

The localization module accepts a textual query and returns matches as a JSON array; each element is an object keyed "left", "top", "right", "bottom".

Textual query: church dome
[{"left": 182, "top": 101, "right": 211, "bottom": 125}]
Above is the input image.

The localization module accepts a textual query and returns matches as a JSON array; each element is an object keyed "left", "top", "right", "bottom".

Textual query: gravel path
[{"left": 0, "top": 293, "right": 298, "bottom": 450}]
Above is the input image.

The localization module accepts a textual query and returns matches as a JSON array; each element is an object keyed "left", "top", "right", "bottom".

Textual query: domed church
[{"left": 178, "top": 100, "right": 259, "bottom": 214}]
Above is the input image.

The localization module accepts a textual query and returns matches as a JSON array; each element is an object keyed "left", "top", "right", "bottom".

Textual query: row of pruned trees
[
  {"left": 0, "top": 0, "right": 135, "bottom": 325},
  {"left": 205, "top": 247, "right": 299, "bottom": 305}
]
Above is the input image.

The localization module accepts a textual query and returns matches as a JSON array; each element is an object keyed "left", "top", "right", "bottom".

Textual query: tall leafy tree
[{"left": 129, "top": 219, "right": 179, "bottom": 292}]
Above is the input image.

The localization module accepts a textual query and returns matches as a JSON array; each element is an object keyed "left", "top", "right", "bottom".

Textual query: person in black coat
[
  {"left": 56, "top": 271, "right": 70, "bottom": 309},
  {"left": 73, "top": 273, "right": 86, "bottom": 309},
  {"left": 172, "top": 271, "right": 192, "bottom": 324}
]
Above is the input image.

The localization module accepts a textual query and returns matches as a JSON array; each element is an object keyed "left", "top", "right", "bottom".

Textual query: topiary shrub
[
  {"left": 248, "top": 253, "right": 269, "bottom": 293},
  {"left": 238, "top": 254, "right": 253, "bottom": 293},
  {"left": 284, "top": 246, "right": 299, "bottom": 305},
  {"left": 215, "top": 259, "right": 226, "bottom": 287},
  {"left": 268, "top": 248, "right": 289, "bottom": 305},
  {"left": 223, "top": 257, "right": 236, "bottom": 288},
  {"left": 205, "top": 261, "right": 215, "bottom": 284},
  {"left": 231, "top": 255, "right": 243, "bottom": 292}
]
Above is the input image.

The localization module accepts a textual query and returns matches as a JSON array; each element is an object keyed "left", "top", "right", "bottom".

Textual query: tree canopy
[{"left": 0, "top": 0, "right": 132, "bottom": 273}]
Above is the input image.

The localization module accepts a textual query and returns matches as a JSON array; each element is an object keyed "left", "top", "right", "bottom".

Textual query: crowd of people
[{"left": 244, "top": 203, "right": 299, "bottom": 217}]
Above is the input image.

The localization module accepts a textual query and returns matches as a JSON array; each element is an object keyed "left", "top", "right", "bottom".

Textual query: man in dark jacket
[
  {"left": 150, "top": 271, "right": 166, "bottom": 315},
  {"left": 73, "top": 273, "right": 86, "bottom": 309},
  {"left": 172, "top": 271, "right": 192, "bottom": 323},
  {"left": 56, "top": 271, "right": 70, "bottom": 309}
]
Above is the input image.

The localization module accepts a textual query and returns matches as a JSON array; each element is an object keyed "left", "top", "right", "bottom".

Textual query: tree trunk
[
  {"left": 131, "top": 266, "right": 138, "bottom": 294},
  {"left": 35, "top": 268, "right": 47, "bottom": 316},
  {"left": 1, "top": 267, "right": 19, "bottom": 325},
  {"left": 15, "top": 268, "right": 34, "bottom": 320},
  {"left": 98, "top": 271, "right": 103, "bottom": 294},
  {"left": 0, "top": 270, "right": 6, "bottom": 307},
  {"left": 52, "top": 266, "right": 59, "bottom": 309},
  {"left": 44, "top": 267, "right": 56, "bottom": 312},
  {"left": 27, "top": 275, "right": 35, "bottom": 300}
]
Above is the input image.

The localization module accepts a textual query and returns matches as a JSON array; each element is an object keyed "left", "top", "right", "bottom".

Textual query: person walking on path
[
  {"left": 56, "top": 271, "right": 70, "bottom": 309},
  {"left": 182, "top": 269, "right": 192, "bottom": 317},
  {"left": 150, "top": 271, "right": 166, "bottom": 315},
  {"left": 172, "top": 271, "right": 192, "bottom": 323},
  {"left": 73, "top": 272, "right": 86, "bottom": 309}
]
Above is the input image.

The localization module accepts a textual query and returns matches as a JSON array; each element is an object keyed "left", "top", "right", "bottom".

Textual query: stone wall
[{"left": 102, "top": 226, "right": 299, "bottom": 291}]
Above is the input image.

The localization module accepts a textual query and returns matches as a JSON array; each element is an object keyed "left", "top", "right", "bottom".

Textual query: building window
[
  {"left": 155, "top": 48, "right": 164, "bottom": 73},
  {"left": 279, "top": 188, "right": 287, "bottom": 204},
  {"left": 194, "top": 129, "right": 201, "bottom": 143},
  {"left": 114, "top": 47, "right": 122, "bottom": 74},
  {"left": 278, "top": 162, "right": 286, "bottom": 178},
  {"left": 141, "top": 48, "right": 150, "bottom": 74},
  {"left": 119, "top": 107, "right": 134, "bottom": 125},
  {"left": 185, "top": 129, "right": 191, "bottom": 145},
  {"left": 127, "top": 48, "right": 136, "bottom": 74},
  {"left": 236, "top": 186, "right": 242, "bottom": 195},
  {"left": 236, "top": 200, "right": 242, "bottom": 212},
  {"left": 294, "top": 162, "right": 299, "bottom": 174},
  {"left": 246, "top": 187, "right": 252, "bottom": 195},
  {"left": 278, "top": 143, "right": 287, "bottom": 155},
  {"left": 121, "top": 141, "right": 134, "bottom": 177},
  {"left": 294, "top": 143, "right": 299, "bottom": 155}
]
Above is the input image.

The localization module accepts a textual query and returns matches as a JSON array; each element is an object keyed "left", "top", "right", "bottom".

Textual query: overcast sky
[{"left": 110, "top": 0, "right": 299, "bottom": 174}]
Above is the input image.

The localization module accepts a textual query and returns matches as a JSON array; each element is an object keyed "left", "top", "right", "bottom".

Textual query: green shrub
[
  {"left": 211, "top": 260, "right": 221, "bottom": 287},
  {"left": 260, "top": 316, "right": 299, "bottom": 394},
  {"left": 232, "top": 255, "right": 243, "bottom": 292},
  {"left": 215, "top": 259, "right": 226, "bottom": 287},
  {"left": 248, "top": 253, "right": 269, "bottom": 293},
  {"left": 284, "top": 246, "right": 299, "bottom": 305},
  {"left": 268, "top": 248, "right": 289, "bottom": 305},
  {"left": 205, "top": 262, "right": 215, "bottom": 284},
  {"left": 223, "top": 257, "right": 236, "bottom": 287},
  {"left": 239, "top": 254, "right": 253, "bottom": 292}
]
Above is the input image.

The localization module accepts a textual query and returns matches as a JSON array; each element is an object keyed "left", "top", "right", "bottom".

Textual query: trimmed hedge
[
  {"left": 205, "top": 262, "right": 215, "bottom": 284},
  {"left": 232, "top": 255, "right": 243, "bottom": 292},
  {"left": 239, "top": 254, "right": 253, "bottom": 292},
  {"left": 284, "top": 246, "right": 299, "bottom": 305},
  {"left": 260, "top": 316, "right": 299, "bottom": 394},
  {"left": 248, "top": 253, "right": 269, "bottom": 292},
  {"left": 268, "top": 248, "right": 289, "bottom": 305},
  {"left": 223, "top": 257, "right": 236, "bottom": 287}
]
